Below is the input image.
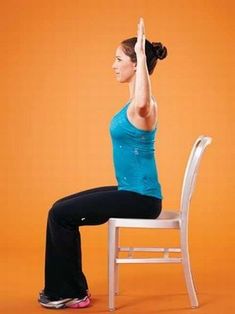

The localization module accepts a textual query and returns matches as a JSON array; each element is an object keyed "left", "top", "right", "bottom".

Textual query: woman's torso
[{"left": 109, "top": 100, "right": 162, "bottom": 199}]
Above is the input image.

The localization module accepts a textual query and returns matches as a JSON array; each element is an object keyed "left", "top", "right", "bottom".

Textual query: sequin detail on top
[{"left": 109, "top": 101, "right": 162, "bottom": 199}]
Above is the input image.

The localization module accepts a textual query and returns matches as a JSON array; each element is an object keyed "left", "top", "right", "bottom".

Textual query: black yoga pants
[{"left": 44, "top": 185, "right": 162, "bottom": 299}]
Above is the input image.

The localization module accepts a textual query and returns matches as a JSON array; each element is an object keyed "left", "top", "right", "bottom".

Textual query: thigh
[
  {"left": 53, "top": 186, "right": 118, "bottom": 205},
  {"left": 50, "top": 189, "right": 161, "bottom": 227}
]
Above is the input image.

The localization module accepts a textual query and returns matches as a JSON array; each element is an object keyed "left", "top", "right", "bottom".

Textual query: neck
[{"left": 128, "top": 75, "right": 136, "bottom": 101}]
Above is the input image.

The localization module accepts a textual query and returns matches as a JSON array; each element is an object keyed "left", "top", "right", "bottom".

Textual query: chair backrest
[{"left": 180, "top": 135, "right": 212, "bottom": 217}]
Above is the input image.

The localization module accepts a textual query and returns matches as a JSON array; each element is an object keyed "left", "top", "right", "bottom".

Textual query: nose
[{"left": 112, "top": 61, "right": 117, "bottom": 70}]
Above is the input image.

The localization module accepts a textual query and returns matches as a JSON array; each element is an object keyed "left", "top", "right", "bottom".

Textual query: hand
[{"left": 134, "top": 17, "right": 146, "bottom": 57}]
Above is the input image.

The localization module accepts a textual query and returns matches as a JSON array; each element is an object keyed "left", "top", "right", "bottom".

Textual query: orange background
[{"left": 1, "top": 0, "right": 234, "bottom": 313}]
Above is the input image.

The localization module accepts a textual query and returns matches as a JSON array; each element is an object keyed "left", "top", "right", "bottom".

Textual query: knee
[{"left": 48, "top": 202, "right": 65, "bottom": 224}]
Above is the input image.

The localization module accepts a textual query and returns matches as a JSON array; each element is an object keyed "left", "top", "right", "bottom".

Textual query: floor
[{"left": 2, "top": 236, "right": 234, "bottom": 314}]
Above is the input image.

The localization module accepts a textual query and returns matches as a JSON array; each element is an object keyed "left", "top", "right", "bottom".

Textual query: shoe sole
[
  {"left": 40, "top": 296, "right": 90, "bottom": 309},
  {"left": 39, "top": 301, "right": 67, "bottom": 309}
]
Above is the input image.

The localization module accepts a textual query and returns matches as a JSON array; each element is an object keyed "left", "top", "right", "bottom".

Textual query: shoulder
[{"left": 128, "top": 95, "right": 158, "bottom": 119}]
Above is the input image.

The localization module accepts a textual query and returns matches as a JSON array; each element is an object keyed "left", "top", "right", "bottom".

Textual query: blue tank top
[{"left": 109, "top": 101, "right": 162, "bottom": 199}]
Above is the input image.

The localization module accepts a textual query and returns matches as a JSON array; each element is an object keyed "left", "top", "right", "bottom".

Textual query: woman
[{"left": 38, "top": 17, "right": 167, "bottom": 309}]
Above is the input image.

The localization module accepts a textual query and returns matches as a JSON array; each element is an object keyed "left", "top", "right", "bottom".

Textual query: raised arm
[{"left": 134, "top": 18, "right": 152, "bottom": 118}]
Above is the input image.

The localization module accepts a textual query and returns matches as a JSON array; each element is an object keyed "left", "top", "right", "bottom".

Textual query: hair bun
[{"left": 152, "top": 42, "right": 167, "bottom": 60}]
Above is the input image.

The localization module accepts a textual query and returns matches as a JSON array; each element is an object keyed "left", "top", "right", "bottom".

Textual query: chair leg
[
  {"left": 115, "top": 227, "right": 119, "bottom": 295},
  {"left": 180, "top": 229, "right": 199, "bottom": 308},
  {"left": 108, "top": 220, "right": 117, "bottom": 311}
]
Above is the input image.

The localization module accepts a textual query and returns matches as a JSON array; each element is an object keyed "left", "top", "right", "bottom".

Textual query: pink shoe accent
[{"left": 66, "top": 296, "right": 90, "bottom": 308}]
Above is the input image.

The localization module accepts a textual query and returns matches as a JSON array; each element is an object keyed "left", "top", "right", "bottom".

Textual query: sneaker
[
  {"left": 64, "top": 296, "right": 90, "bottom": 309},
  {"left": 86, "top": 289, "right": 91, "bottom": 299},
  {"left": 38, "top": 290, "right": 90, "bottom": 309}
]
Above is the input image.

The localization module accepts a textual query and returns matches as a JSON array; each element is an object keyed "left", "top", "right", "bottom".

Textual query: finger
[
  {"left": 137, "top": 27, "right": 142, "bottom": 39},
  {"left": 142, "top": 34, "right": 146, "bottom": 50},
  {"left": 142, "top": 19, "right": 145, "bottom": 34},
  {"left": 137, "top": 23, "right": 142, "bottom": 40},
  {"left": 139, "top": 17, "right": 145, "bottom": 36},
  {"left": 137, "top": 21, "right": 140, "bottom": 36},
  {"left": 137, "top": 18, "right": 145, "bottom": 42},
  {"left": 139, "top": 21, "right": 144, "bottom": 37},
  {"left": 137, "top": 18, "right": 142, "bottom": 32}
]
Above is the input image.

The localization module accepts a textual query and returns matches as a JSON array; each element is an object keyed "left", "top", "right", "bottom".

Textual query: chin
[
  {"left": 118, "top": 78, "right": 129, "bottom": 83},
  {"left": 116, "top": 78, "right": 124, "bottom": 83}
]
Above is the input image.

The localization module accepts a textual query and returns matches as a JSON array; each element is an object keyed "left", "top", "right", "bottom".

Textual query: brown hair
[{"left": 120, "top": 37, "right": 167, "bottom": 75}]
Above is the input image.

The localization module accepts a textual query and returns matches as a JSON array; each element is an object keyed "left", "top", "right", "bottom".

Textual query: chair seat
[{"left": 109, "top": 211, "right": 180, "bottom": 229}]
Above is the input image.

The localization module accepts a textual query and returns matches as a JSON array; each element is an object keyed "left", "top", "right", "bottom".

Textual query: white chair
[{"left": 108, "top": 135, "right": 212, "bottom": 311}]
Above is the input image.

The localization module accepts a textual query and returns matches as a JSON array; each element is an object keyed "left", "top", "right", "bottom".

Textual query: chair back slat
[{"left": 180, "top": 135, "right": 212, "bottom": 216}]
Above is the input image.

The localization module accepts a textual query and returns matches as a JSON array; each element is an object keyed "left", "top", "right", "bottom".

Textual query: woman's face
[{"left": 112, "top": 46, "right": 136, "bottom": 83}]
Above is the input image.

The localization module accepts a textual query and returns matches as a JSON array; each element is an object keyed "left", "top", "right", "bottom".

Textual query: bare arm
[{"left": 133, "top": 18, "right": 153, "bottom": 117}]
